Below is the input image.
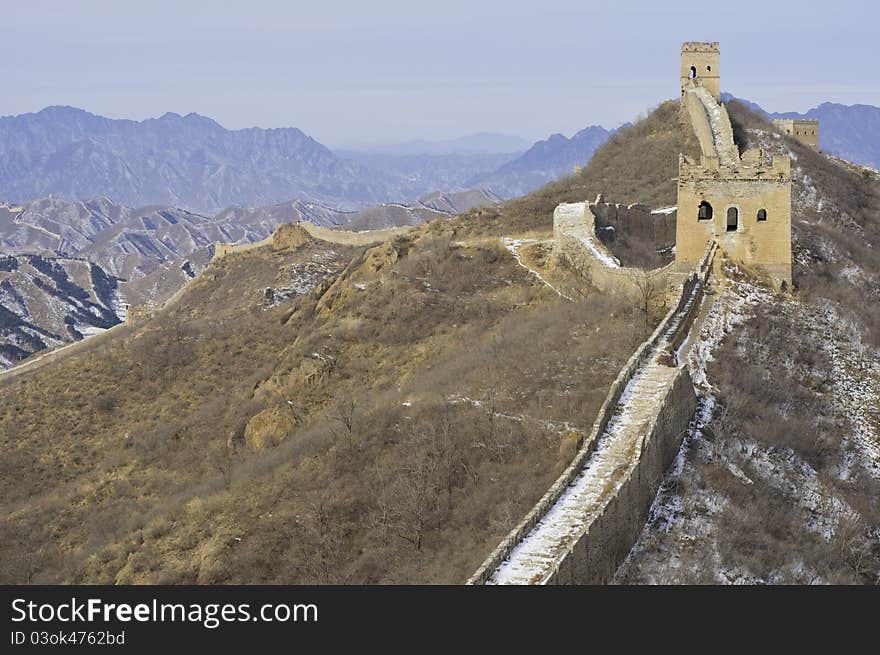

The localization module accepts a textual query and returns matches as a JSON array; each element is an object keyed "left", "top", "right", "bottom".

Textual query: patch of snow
[
  {"left": 488, "top": 354, "right": 679, "bottom": 584},
  {"left": 651, "top": 206, "right": 677, "bottom": 215}
]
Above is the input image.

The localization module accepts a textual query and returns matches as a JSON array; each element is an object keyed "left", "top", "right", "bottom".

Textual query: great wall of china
[
  {"left": 124, "top": 221, "right": 414, "bottom": 323},
  {"left": 552, "top": 197, "right": 685, "bottom": 298},
  {"left": 0, "top": 41, "right": 800, "bottom": 582},
  {"left": 469, "top": 244, "right": 715, "bottom": 584},
  {"left": 211, "top": 221, "right": 413, "bottom": 259},
  {"left": 469, "top": 41, "right": 795, "bottom": 584}
]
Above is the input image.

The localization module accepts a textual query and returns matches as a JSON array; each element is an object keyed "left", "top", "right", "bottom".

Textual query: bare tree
[
  {"left": 327, "top": 394, "right": 357, "bottom": 449},
  {"left": 214, "top": 442, "right": 234, "bottom": 490},
  {"left": 633, "top": 270, "right": 660, "bottom": 340},
  {"left": 301, "top": 492, "right": 346, "bottom": 583}
]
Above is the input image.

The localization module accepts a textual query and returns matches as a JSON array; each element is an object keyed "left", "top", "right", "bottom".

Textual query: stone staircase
[
  {"left": 684, "top": 83, "right": 740, "bottom": 168},
  {"left": 469, "top": 244, "right": 717, "bottom": 584},
  {"left": 487, "top": 353, "right": 681, "bottom": 584}
]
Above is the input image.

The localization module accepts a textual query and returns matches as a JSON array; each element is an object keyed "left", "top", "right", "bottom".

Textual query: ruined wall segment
[
  {"left": 553, "top": 199, "right": 687, "bottom": 298},
  {"left": 590, "top": 196, "right": 676, "bottom": 253},
  {"left": 212, "top": 222, "right": 414, "bottom": 261}
]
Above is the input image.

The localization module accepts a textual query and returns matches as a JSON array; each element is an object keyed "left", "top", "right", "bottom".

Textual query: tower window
[
  {"left": 757, "top": 209, "right": 767, "bottom": 222},
  {"left": 690, "top": 66, "right": 697, "bottom": 79},
  {"left": 707, "top": 65, "right": 712, "bottom": 71},
  {"left": 698, "top": 201, "right": 713, "bottom": 220},
  {"left": 727, "top": 207, "right": 739, "bottom": 232}
]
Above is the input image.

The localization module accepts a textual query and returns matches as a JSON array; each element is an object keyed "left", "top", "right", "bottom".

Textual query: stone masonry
[
  {"left": 680, "top": 42, "right": 720, "bottom": 101},
  {"left": 676, "top": 42, "right": 793, "bottom": 288},
  {"left": 772, "top": 118, "right": 819, "bottom": 151}
]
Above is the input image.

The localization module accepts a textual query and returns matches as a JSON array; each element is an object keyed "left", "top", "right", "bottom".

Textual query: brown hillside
[
  {"left": 452, "top": 100, "right": 702, "bottom": 238},
  {"left": 0, "top": 212, "right": 644, "bottom": 583}
]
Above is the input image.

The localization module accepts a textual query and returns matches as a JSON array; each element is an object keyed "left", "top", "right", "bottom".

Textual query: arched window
[
  {"left": 698, "top": 201, "right": 713, "bottom": 220},
  {"left": 726, "top": 207, "right": 739, "bottom": 232},
  {"left": 707, "top": 65, "right": 712, "bottom": 71},
  {"left": 690, "top": 66, "right": 697, "bottom": 79},
  {"left": 757, "top": 208, "right": 767, "bottom": 222}
]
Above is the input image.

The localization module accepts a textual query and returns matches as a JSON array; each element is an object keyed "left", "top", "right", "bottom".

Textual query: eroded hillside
[{"left": 0, "top": 254, "right": 122, "bottom": 367}]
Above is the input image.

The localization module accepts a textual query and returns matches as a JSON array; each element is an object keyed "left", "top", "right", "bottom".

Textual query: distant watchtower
[
  {"left": 681, "top": 42, "right": 720, "bottom": 100},
  {"left": 771, "top": 118, "right": 820, "bottom": 151}
]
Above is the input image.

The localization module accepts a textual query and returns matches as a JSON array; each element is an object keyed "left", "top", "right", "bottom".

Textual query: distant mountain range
[
  {"left": 3, "top": 102, "right": 879, "bottom": 218},
  {"left": 0, "top": 106, "right": 408, "bottom": 212},
  {"left": 0, "top": 253, "right": 122, "bottom": 368},
  {"left": 466, "top": 126, "right": 613, "bottom": 197},
  {"left": 0, "top": 107, "right": 613, "bottom": 212},
  {"left": 1, "top": 190, "right": 500, "bottom": 282},
  {"left": 722, "top": 95, "right": 880, "bottom": 169},
  {"left": 341, "top": 127, "right": 613, "bottom": 201},
  {"left": 0, "top": 187, "right": 505, "bottom": 367},
  {"left": 335, "top": 150, "right": 520, "bottom": 194}
]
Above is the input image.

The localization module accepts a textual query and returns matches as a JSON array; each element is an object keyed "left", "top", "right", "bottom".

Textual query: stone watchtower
[
  {"left": 772, "top": 118, "right": 820, "bottom": 150},
  {"left": 680, "top": 42, "right": 720, "bottom": 101},
  {"left": 675, "top": 41, "right": 793, "bottom": 289}
]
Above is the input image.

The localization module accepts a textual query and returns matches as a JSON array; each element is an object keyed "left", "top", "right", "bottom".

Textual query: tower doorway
[
  {"left": 698, "top": 200, "right": 713, "bottom": 220},
  {"left": 726, "top": 207, "right": 738, "bottom": 232}
]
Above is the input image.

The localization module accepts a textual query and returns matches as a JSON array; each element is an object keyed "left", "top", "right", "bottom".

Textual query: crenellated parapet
[{"left": 680, "top": 41, "right": 720, "bottom": 100}]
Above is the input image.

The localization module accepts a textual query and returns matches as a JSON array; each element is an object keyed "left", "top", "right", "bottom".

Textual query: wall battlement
[
  {"left": 681, "top": 41, "right": 720, "bottom": 100},
  {"left": 678, "top": 151, "right": 791, "bottom": 180},
  {"left": 681, "top": 41, "right": 719, "bottom": 52}
]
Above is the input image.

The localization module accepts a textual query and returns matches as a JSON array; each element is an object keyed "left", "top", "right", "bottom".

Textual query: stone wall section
[
  {"left": 468, "top": 245, "right": 715, "bottom": 585},
  {"left": 553, "top": 199, "right": 688, "bottom": 298},
  {"left": 676, "top": 42, "right": 793, "bottom": 288},
  {"left": 211, "top": 222, "right": 414, "bottom": 261}
]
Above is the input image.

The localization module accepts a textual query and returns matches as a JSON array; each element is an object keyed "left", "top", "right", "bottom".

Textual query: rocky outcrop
[
  {"left": 271, "top": 223, "right": 314, "bottom": 250},
  {"left": 244, "top": 405, "right": 297, "bottom": 451}
]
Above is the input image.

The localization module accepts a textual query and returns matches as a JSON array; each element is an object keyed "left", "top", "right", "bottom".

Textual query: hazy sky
[{"left": 3, "top": 0, "right": 876, "bottom": 147}]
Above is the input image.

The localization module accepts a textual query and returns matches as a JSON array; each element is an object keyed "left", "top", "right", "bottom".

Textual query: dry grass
[
  {"left": 0, "top": 214, "right": 642, "bottom": 583},
  {"left": 451, "top": 100, "right": 700, "bottom": 239}
]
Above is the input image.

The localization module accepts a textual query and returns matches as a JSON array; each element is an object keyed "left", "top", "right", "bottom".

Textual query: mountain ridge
[
  {"left": 465, "top": 125, "right": 613, "bottom": 197},
  {"left": 0, "top": 106, "right": 407, "bottom": 213}
]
